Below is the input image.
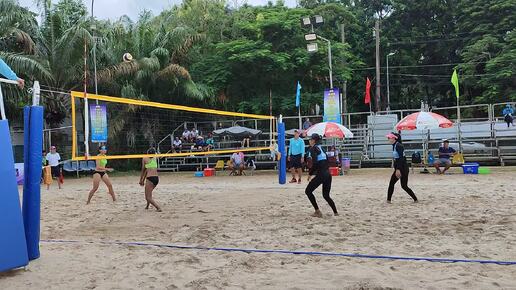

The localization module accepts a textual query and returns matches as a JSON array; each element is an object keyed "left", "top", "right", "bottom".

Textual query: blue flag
[{"left": 295, "top": 81, "right": 302, "bottom": 107}]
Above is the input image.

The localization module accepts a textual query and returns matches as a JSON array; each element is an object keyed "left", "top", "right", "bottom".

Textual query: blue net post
[
  {"left": 22, "top": 106, "right": 43, "bottom": 261},
  {"left": 278, "top": 122, "right": 286, "bottom": 184},
  {"left": 0, "top": 119, "right": 29, "bottom": 272}
]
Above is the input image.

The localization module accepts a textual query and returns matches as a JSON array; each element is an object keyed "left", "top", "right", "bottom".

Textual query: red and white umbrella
[
  {"left": 396, "top": 111, "right": 453, "bottom": 131},
  {"left": 305, "top": 122, "right": 354, "bottom": 138}
]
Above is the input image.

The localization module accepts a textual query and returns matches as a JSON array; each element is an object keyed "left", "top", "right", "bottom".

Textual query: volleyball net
[{"left": 70, "top": 91, "right": 276, "bottom": 161}]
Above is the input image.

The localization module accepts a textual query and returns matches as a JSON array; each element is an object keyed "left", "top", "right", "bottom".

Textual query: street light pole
[
  {"left": 317, "top": 35, "right": 333, "bottom": 89},
  {"left": 386, "top": 51, "right": 395, "bottom": 112}
]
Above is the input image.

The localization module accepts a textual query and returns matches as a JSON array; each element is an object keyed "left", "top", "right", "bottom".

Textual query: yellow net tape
[
  {"left": 70, "top": 91, "right": 274, "bottom": 161},
  {"left": 70, "top": 91, "right": 273, "bottom": 120},
  {"left": 73, "top": 147, "right": 272, "bottom": 161}
]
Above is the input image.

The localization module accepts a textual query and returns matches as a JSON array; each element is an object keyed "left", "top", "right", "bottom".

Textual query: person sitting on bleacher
[
  {"left": 230, "top": 150, "right": 245, "bottom": 176},
  {"left": 433, "top": 139, "right": 456, "bottom": 174},
  {"left": 195, "top": 136, "right": 206, "bottom": 151},
  {"left": 173, "top": 137, "right": 182, "bottom": 153},
  {"left": 205, "top": 133, "right": 215, "bottom": 151},
  {"left": 182, "top": 129, "right": 190, "bottom": 142},
  {"left": 190, "top": 127, "right": 199, "bottom": 142}
]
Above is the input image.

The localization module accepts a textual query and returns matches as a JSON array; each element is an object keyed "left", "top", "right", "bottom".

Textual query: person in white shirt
[
  {"left": 46, "top": 146, "right": 62, "bottom": 189},
  {"left": 190, "top": 128, "right": 199, "bottom": 141},
  {"left": 182, "top": 129, "right": 190, "bottom": 142},
  {"left": 230, "top": 151, "right": 245, "bottom": 176},
  {"left": 173, "top": 137, "right": 182, "bottom": 153}
]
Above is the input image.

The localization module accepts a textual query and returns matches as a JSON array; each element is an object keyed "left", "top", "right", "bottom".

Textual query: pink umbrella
[
  {"left": 305, "top": 122, "right": 354, "bottom": 138},
  {"left": 396, "top": 111, "right": 453, "bottom": 131}
]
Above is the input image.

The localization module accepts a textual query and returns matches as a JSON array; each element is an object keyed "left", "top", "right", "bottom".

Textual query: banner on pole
[
  {"left": 89, "top": 104, "right": 107, "bottom": 143},
  {"left": 323, "top": 88, "right": 341, "bottom": 124}
]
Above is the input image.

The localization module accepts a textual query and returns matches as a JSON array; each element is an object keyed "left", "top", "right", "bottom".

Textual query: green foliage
[{"left": 0, "top": 0, "right": 514, "bottom": 123}]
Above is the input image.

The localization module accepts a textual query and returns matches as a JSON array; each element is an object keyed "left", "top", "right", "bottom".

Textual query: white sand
[{"left": 1, "top": 168, "right": 515, "bottom": 289}]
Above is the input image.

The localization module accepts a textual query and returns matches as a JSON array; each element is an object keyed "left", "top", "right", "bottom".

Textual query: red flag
[{"left": 364, "top": 77, "right": 371, "bottom": 104}]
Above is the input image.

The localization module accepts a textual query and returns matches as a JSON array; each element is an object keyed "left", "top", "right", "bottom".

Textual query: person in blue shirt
[
  {"left": 433, "top": 139, "right": 456, "bottom": 174},
  {"left": 0, "top": 58, "right": 25, "bottom": 88},
  {"left": 305, "top": 133, "right": 338, "bottom": 217},
  {"left": 502, "top": 104, "right": 514, "bottom": 128},
  {"left": 386, "top": 132, "right": 418, "bottom": 203},
  {"left": 288, "top": 129, "right": 305, "bottom": 184},
  {"left": 302, "top": 118, "right": 312, "bottom": 130}
]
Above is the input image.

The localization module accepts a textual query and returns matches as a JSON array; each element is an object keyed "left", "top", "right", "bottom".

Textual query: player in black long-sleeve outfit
[
  {"left": 386, "top": 132, "right": 418, "bottom": 203},
  {"left": 305, "top": 133, "right": 338, "bottom": 217}
]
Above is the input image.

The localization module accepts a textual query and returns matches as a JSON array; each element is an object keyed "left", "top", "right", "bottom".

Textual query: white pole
[
  {"left": 328, "top": 40, "right": 333, "bottom": 89},
  {"left": 32, "top": 81, "right": 40, "bottom": 106},
  {"left": 386, "top": 54, "right": 390, "bottom": 112},
  {"left": 298, "top": 105, "right": 302, "bottom": 130},
  {"left": 457, "top": 98, "right": 462, "bottom": 152},
  {"left": 84, "top": 97, "right": 90, "bottom": 157}
]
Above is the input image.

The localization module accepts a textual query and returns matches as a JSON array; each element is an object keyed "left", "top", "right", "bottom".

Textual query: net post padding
[
  {"left": 278, "top": 122, "right": 286, "bottom": 184},
  {"left": 0, "top": 119, "right": 29, "bottom": 271},
  {"left": 22, "top": 106, "right": 43, "bottom": 261}
]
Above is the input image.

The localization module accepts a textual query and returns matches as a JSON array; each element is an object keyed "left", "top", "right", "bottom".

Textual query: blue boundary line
[{"left": 40, "top": 239, "right": 516, "bottom": 266}]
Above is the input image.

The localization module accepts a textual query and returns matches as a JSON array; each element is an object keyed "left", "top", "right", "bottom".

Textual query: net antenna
[{"left": 70, "top": 91, "right": 276, "bottom": 161}]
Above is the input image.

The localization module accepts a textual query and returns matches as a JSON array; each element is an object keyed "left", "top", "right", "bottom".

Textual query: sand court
[{"left": 1, "top": 168, "right": 515, "bottom": 289}]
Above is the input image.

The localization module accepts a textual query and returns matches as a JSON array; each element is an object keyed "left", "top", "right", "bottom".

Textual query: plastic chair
[
  {"left": 88, "top": 160, "right": 97, "bottom": 171},
  {"left": 452, "top": 152, "right": 465, "bottom": 165},
  {"left": 70, "top": 161, "right": 80, "bottom": 171},
  {"left": 79, "top": 161, "right": 90, "bottom": 171},
  {"left": 214, "top": 160, "right": 225, "bottom": 171},
  {"left": 63, "top": 161, "right": 74, "bottom": 172}
]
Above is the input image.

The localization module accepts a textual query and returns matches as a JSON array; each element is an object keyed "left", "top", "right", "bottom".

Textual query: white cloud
[{"left": 18, "top": 0, "right": 297, "bottom": 21}]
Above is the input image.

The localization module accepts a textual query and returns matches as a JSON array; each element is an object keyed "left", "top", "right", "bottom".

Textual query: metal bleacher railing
[{"left": 148, "top": 102, "right": 516, "bottom": 171}]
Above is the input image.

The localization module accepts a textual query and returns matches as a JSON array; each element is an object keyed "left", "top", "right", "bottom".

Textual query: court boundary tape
[{"left": 41, "top": 239, "right": 516, "bottom": 266}]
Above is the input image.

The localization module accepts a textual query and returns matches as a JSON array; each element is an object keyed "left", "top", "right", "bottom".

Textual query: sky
[{"left": 18, "top": 0, "right": 297, "bottom": 21}]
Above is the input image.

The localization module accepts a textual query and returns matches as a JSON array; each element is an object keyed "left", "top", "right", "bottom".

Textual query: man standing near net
[
  {"left": 288, "top": 129, "right": 305, "bottom": 184},
  {"left": 46, "top": 146, "right": 62, "bottom": 190}
]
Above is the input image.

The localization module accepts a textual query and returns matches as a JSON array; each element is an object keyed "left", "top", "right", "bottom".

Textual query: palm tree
[
  {"left": 94, "top": 12, "right": 213, "bottom": 149},
  {"left": 0, "top": 0, "right": 52, "bottom": 121}
]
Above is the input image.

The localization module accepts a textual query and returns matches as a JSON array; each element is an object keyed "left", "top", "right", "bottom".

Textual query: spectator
[
  {"left": 433, "top": 139, "right": 456, "bottom": 174},
  {"left": 173, "top": 137, "right": 182, "bottom": 153},
  {"left": 46, "top": 146, "right": 62, "bottom": 190},
  {"left": 205, "top": 133, "right": 215, "bottom": 151},
  {"left": 327, "top": 146, "right": 339, "bottom": 167},
  {"left": 230, "top": 150, "right": 245, "bottom": 176},
  {"left": 269, "top": 140, "right": 279, "bottom": 161},
  {"left": 302, "top": 118, "right": 313, "bottom": 130},
  {"left": 502, "top": 104, "right": 514, "bottom": 128},
  {"left": 288, "top": 129, "right": 305, "bottom": 184},
  {"left": 182, "top": 129, "right": 190, "bottom": 142},
  {"left": 190, "top": 127, "right": 199, "bottom": 141},
  {"left": 41, "top": 150, "right": 47, "bottom": 183},
  {"left": 195, "top": 136, "right": 206, "bottom": 151},
  {"left": 242, "top": 134, "right": 251, "bottom": 148},
  {"left": 42, "top": 150, "right": 47, "bottom": 167}
]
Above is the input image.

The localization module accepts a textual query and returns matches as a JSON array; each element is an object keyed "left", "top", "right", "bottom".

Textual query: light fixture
[
  {"left": 301, "top": 17, "right": 311, "bottom": 27},
  {"left": 388, "top": 52, "right": 396, "bottom": 57},
  {"left": 313, "top": 15, "right": 324, "bottom": 27},
  {"left": 304, "top": 33, "right": 317, "bottom": 41},
  {"left": 307, "top": 42, "right": 318, "bottom": 53}
]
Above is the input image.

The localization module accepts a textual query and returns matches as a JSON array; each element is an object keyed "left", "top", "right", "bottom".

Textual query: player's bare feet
[{"left": 311, "top": 210, "right": 323, "bottom": 218}]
